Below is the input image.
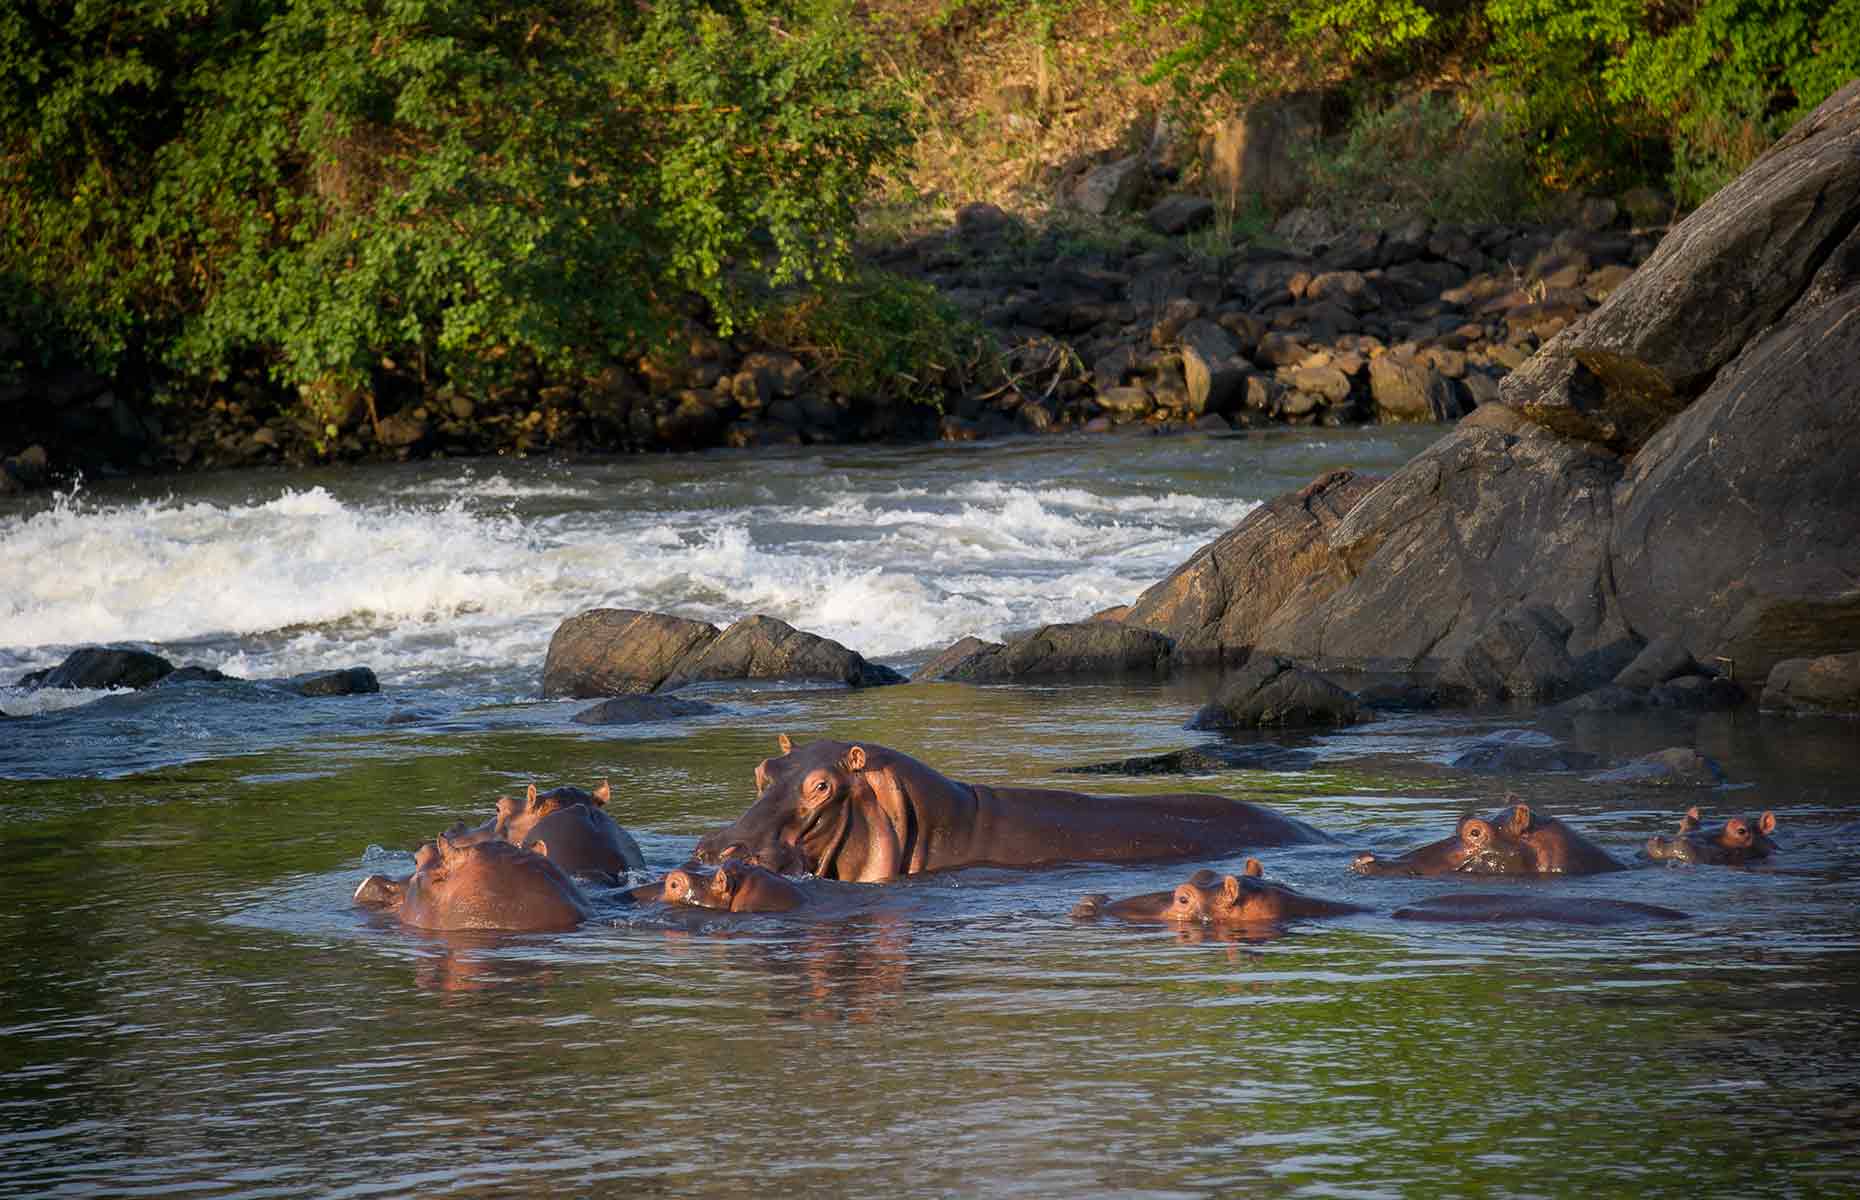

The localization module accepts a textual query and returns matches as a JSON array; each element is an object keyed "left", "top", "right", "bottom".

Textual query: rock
[
  {"left": 374, "top": 408, "right": 429, "bottom": 449},
  {"left": 1501, "top": 80, "right": 1860, "bottom": 452},
  {"left": 1177, "top": 320, "right": 1246, "bottom": 415},
  {"left": 1208, "top": 95, "right": 1321, "bottom": 210},
  {"left": 1612, "top": 635, "right": 1696, "bottom": 690},
  {"left": 19, "top": 646, "right": 174, "bottom": 690},
  {"left": 570, "top": 695, "right": 721, "bottom": 724},
  {"left": 955, "top": 202, "right": 1017, "bottom": 239},
  {"left": 1618, "top": 185, "right": 1671, "bottom": 226},
  {"left": 1187, "top": 655, "right": 1369, "bottom": 730},
  {"left": 290, "top": 667, "right": 379, "bottom": 696},
  {"left": 1437, "top": 604, "right": 1589, "bottom": 703},
  {"left": 1607, "top": 218, "right": 1860, "bottom": 681},
  {"left": 155, "top": 666, "right": 235, "bottom": 687},
  {"left": 658, "top": 615, "right": 904, "bottom": 690},
  {"left": 542, "top": 609, "right": 720, "bottom": 698},
  {"left": 1057, "top": 744, "right": 1318, "bottom": 775},
  {"left": 1147, "top": 194, "right": 1215, "bottom": 236},
  {"left": 928, "top": 623, "right": 1174, "bottom": 682},
  {"left": 1760, "top": 650, "right": 1860, "bottom": 714},
  {"left": 913, "top": 635, "right": 1004, "bottom": 682},
  {"left": 1648, "top": 674, "right": 1745, "bottom": 710},
  {"left": 1071, "top": 155, "right": 1146, "bottom": 215},
  {"left": 1247, "top": 408, "right": 1635, "bottom": 675},
  {"left": 1096, "top": 386, "right": 1153, "bottom": 418},
  {"left": 1585, "top": 747, "right": 1726, "bottom": 788},
  {"left": 1123, "top": 470, "right": 1380, "bottom": 666}
]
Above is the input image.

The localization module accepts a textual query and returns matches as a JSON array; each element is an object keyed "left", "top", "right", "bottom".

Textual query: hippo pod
[
  {"left": 447, "top": 780, "right": 645, "bottom": 882},
  {"left": 695, "top": 734, "right": 1333, "bottom": 884},
  {"left": 1646, "top": 806, "right": 1778, "bottom": 866},
  {"left": 1072, "top": 859, "right": 1368, "bottom": 927},
  {"left": 1351, "top": 798, "right": 1623, "bottom": 877},
  {"left": 353, "top": 836, "right": 592, "bottom": 932},
  {"left": 628, "top": 861, "right": 807, "bottom": 914}
]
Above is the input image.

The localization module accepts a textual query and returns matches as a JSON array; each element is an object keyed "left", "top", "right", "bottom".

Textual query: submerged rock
[
  {"left": 1188, "top": 655, "right": 1368, "bottom": 730},
  {"left": 18, "top": 647, "right": 175, "bottom": 691}
]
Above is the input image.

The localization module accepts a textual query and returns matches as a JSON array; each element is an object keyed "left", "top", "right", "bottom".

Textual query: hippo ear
[
  {"left": 1758, "top": 811, "right": 1777, "bottom": 835},
  {"left": 778, "top": 733, "right": 793, "bottom": 755},
  {"left": 1242, "top": 858, "right": 1263, "bottom": 877},
  {"left": 592, "top": 780, "right": 611, "bottom": 807},
  {"left": 527, "top": 783, "right": 539, "bottom": 804},
  {"left": 1221, "top": 875, "right": 1242, "bottom": 903},
  {"left": 528, "top": 839, "right": 550, "bottom": 859},
  {"left": 1506, "top": 803, "right": 1534, "bottom": 835},
  {"left": 1679, "top": 806, "right": 1702, "bottom": 832},
  {"left": 709, "top": 868, "right": 736, "bottom": 899},
  {"left": 845, "top": 745, "right": 866, "bottom": 771}
]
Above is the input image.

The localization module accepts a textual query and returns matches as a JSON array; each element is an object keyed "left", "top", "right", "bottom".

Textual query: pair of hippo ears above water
[
  {"left": 1458, "top": 800, "right": 1537, "bottom": 841},
  {"left": 1677, "top": 806, "right": 1776, "bottom": 837}
]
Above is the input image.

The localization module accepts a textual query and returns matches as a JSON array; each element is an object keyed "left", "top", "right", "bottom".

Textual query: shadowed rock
[
  {"left": 543, "top": 609, "right": 719, "bottom": 698},
  {"left": 18, "top": 647, "right": 174, "bottom": 690},
  {"left": 1058, "top": 743, "right": 1319, "bottom": 775},
  {"left": 290, "top": 667, "right": 379, "bottom": 697},
  {"left": 571, "top": 695, "right": 721, "bottom": 724},
  {"left": 1188, "top": 655, "right": 1368, "bottom": 730},
  {"left": 658, "top": 615, "right": 905, "bottom": 690},
  {"left": 919, "top": 623, "right": 1173, "bottom": 682},
  {"left": 1760, "top": 650, "right": 1860, "bottom": 714}
]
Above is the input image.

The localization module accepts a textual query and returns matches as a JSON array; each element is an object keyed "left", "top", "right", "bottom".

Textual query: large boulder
[
  {"left": 919, "top": 623, "right": 1174, "bottom": 682},
  {"left": 1207, "top": 94, "right": 1321, "bottom": 211},
  {"left": 541, "top": 609, "right": 719, "bottom": 698},
  {"left": 1258, "top": 405, "right": 1637, "bottom": 673},
  {"left": 1122, "top": 470, "right": 1379, "bottom": 666},
  {"left": 657, "top": 615, "right": 905, "bottom": 690},
  {"left": 1501, "top": 80, "right": 1860, "bottom": 451}
]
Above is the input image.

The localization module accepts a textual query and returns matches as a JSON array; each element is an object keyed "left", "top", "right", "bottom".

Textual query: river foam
[{"left": 1, "top": 468, "right": 1257, "bottom": 693}]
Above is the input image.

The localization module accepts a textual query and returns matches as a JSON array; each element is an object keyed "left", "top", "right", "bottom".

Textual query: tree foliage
[
  {"left": 1131, "top": 0, "right": 1858, "bottom": 198},
  {"left": 1, "top": 0, "right": 911, "bottom": 403}
]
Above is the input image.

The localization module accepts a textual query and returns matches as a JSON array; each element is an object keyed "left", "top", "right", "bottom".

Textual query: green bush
[
  {"left": 752, "top": 266, "right": 996, "bottom": 410},
  {"left": 0, "top": 0, "right": 910, "bottom": 409}
]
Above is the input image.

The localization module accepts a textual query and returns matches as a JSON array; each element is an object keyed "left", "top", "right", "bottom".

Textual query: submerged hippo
[
  {"left": 1072, "top": 859, "right": 1368, "bottom": 926},
  {"left": 1645, "top": 806, "right": 1778, "bottom": 866},
  {"left": 448, "top": 781, "right": 644, "bottom": 881},
  {"left": 694, "top": 736, "right": 1332, "bottom": 883},
  {"left": 658, "top": 861, "right": 808, "bottom": 913},
  {"left": 1391, "top": 894, "right": 1690, "bottom": 926},
  {"left": 1351, "top": 799, "right": 1623, "bottom": 877},
  {"left": 353, "top": 836, "right": 592, "bottom": 932}
]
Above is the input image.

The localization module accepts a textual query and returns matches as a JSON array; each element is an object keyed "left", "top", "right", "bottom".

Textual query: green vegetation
[
  {"left": 2, "top": 0, "right": 909, "bottom": 399},
  {"left": 3, "top": 0, "right": 1854, "bottom": 459}
]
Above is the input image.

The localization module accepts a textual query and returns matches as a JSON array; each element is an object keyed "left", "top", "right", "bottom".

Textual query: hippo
[
  {"left": 1072, "top": 859, "right": 1368, "bottom": 926},
  {"left": 1351, "top": 799, "right": 1623, "bottom": 876},
  {"left": 353, "top": 836, "right": 592, "bottom": 932},
  {"left": 448, "top": 781, "right": 644, "bottom": 881},
  {"left": 1645, "top": 806, "right": 1778, "bottom": 866},
  {"left": 1391, "top": 894, "right": 1690, "bottom": 926},
  {"left": 657, "top": 861, "right": 808, "bottom": 913},
  {"left": 694, "top": 736, "right": 1333, "bottom": 883}
]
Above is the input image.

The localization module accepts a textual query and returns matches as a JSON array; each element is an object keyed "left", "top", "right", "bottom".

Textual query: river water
[{"left": 2, "top": 428, "right": 1856, "bottom": 1198}]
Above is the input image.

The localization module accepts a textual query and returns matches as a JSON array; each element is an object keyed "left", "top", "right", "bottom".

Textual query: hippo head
[
  {"left": 693, "top": 735, "right": 873, "bottom": 879},
  {"left": 660, "top": 861, "right": 805, "bottom": 913},
  {"left": 493, "top": 780, "right": 612, "bottom": 845},
  {"left": 366, "top": 834, "right": 590, "bottom": 932},
  {"left": 1075, "top": 860, "right": 1361, "bottom": 925},
  {"left": 1646, "top": 806, "right": 1778, "bottom": 865},
  {"left": 1352, "top": 803, "right": 1536, "bottom": 877}
]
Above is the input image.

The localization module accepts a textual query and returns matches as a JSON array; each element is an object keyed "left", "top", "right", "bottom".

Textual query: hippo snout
[
  {"left": 1070, "top": 894, "right": 1110, "bottom": 920},
  {"left": 1350, "top": 851, "right": 1379, "bottom": 874}
]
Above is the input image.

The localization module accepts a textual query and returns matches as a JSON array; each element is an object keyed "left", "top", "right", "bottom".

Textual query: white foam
[{"left": 2, "top": 473, "right": 1258, "bottom": 685}]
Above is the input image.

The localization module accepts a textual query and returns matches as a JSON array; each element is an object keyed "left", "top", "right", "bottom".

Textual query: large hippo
[
  {"left": 694, "top": 736, "right": 1333, "bottom": 883},
  {"left": 448, "top": 781, "right": 645, "bottom": 881},
  {"left": 1391, "top": 894, "right": 1690, "bottom": 926},
  {"left": 353, "top": 836, "right": 592, "bottom": 932},
  {"left": 1072, "top": 859, "right": 1368, "bottom": 926},
  {"left": 1351, "top": 799, "right": 1623, "bottom": 876},
  {"left": 1645, "top": 806, "right": 1778, "bottom": 866}
]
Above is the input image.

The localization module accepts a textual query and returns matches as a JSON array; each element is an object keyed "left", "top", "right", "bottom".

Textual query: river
[{"left": 2, "top": 428, "right": 1856, "bottom": 1197}]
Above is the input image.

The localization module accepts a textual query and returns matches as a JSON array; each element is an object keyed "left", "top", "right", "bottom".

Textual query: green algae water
[{"left": 3, "top": 431, "right": 1857, "bottom": 1197}]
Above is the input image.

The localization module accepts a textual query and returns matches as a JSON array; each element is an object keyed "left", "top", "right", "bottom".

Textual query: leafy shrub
[{"left": 0, "top": 0, "right": 911, "bottom": 411}]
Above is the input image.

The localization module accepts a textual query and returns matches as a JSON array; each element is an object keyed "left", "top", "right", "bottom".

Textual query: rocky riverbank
[{"left": 3, "top": 196, "right": 1664, "bottom": 493}]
